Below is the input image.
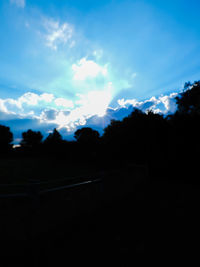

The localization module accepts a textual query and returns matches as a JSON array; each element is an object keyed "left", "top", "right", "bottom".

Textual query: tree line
[{"left": 1, "top": 81, "right": 200, "bottom": 180}]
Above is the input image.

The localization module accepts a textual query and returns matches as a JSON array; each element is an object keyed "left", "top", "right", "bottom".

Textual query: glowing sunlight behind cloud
[
  {"left": 76, "top": 88, "right": 112, "bottom": 117},
  {"left": 2, "top": 0, "right": 200, "bottom": 141},
  {"left": 45, "top": 88, "right": 113, "bottom": 131},
  {"left": 72, "top": 58, "right": 108, "bottom": 81},
  {"left": 55, "top": 98, "right": 74, "bottom": 109}
]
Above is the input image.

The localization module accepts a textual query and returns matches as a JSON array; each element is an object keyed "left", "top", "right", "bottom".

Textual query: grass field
[
  {"left": 0, "top": 156, "right": 102, "bottom": 195},
  {"left": 0, "top": 157, "right": 101, "bottom": 183}
]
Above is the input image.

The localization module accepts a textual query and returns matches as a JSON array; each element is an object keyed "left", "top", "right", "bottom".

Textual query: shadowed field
[
  {"left": 0, "top": 164, "right": 198, "bottom": 266},
  {"left": 0, "top": 157, "right": 100, "bottom": 182}
]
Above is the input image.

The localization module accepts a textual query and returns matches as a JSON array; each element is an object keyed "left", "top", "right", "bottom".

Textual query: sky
[{"left": 1, "top": 0, "right": 200, "bottom": 143}]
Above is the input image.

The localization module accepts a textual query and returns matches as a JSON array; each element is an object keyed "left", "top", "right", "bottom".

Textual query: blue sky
[{"left": 1, "top": 0, "right": 200, "bottom": 142}]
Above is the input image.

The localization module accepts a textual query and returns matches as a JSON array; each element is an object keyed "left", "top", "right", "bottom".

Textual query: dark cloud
[{"left": 42, "top": 109, "right": 58, "bottom": 120}]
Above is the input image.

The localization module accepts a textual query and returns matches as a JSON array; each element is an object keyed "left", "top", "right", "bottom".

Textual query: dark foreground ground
[{"left": 1, "top": 164, "right": 199, "bottom": 266}]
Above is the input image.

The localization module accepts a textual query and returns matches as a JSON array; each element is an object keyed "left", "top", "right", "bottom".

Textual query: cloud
[
  {"left": 40, "top": 93, "right": 54, "bottom": 103},
  {"left": 36, "top": 88, "right": 112, "bottom": 131},
  {"left": 75, "top": 89, "right": 112, "bottom": 116},
  {"left": 0, "top": 99, "right": 9, "bottom": 114},
  {"left": 0, "top": 98, "right": 21, "bottom": 117},
  {"left": 54, "top": 98, "right": 74, "bottom": 108},
  {"left": 0, "top": 90, "right": 178, "bottom": 143},
  {"left": 72, "top": 58, "right": 108, "bottom": 81},
  {"left": 117, "top": 96, "right": 159, "bottom": 111},
  {"left": 40, "top": 109, "right": 59, "bottom": 121},
  {"left": 0, "top": 92, "right": 55, "bottom": 118},
  {"left": 48, "top": 89, "right": 112, "bottom": 131},
  {"left": 158, "top": 93, "right": 178, "bottom": 114},
  {"left": 17, "top": 92, "right": 54, "bottom": 107},
  {"left": 43, "top": 18, "right": 74, "bottom": 50},
  {"left": 10, "top": 0, "right": 25, "bottom": 8},
  {"left": 117, "top": 93, "right": 178, "bottom": 114},
  {"left": 0, "top": 89, "right": 111, "bottom": 133},
  {"left": 18, "top": 92, "right": 40, "bottom": 106}
]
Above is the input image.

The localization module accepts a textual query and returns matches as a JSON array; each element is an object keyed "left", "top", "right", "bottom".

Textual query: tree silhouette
[
  {"left": 173, "top": 81, "right": 200, "bottom": 155},
  {"left": 74, "top": 127, "right": 100, "bottom": 161},
  {"left": 0, "top": 124, "right": 13, "bottom": 153},
  {"left": 44, "top": 128, "right": 62, "bottom": 145},
  {"left": 74, "top": 127, "right": 100, "bottom": 145},
  {"left": 102, "top": 108, "right": 169, "bottom": 166},
  {"left": 102, "top": 109, "right": 149, "bottom": 163},
  {"left": 20, "top": 129, "right": 43, "bottom": 150},
  {"left": 165, "top": 81, "right": 200, "bottom": 181},
  {"left": 43, "top": 128, "right": 64, "bottom": 155},
  {"left": 175, "top": 81, "right": 200, "bottom": 114}
]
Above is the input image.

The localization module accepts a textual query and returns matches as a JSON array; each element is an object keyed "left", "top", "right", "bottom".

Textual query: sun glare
[
  {"left": 86, "top": 90, "right": 112, "bottom": 117},
  {"left": 53, "top": 88, "right": 112, "bottom": 130}
]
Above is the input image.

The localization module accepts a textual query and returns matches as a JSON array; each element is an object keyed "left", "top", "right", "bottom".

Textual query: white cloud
[
  {"left": 18, "top": 92, "right": 40, "bottom": 106},
  {"left": 40, "top": 93, "right": 54, "bottom": 103},
  {"left": 18, "top": 92, "right": 54, "bottom": 107},
  {"left": 0, "top": 92, "right": 55, "bottom": 118},
  {"left": 117, "top": 98, "right": 139, "bottom": 108},
  {"left": 0, "top": 99, "right": 8, "bottom": 114},
  {"left": 39, "top": 88, "right": 112, "bottom": 131},
  {"left": 75, "top": 89, "right": 112, "bottom": 117},
  {"left": 43, "top": 18, "right": 74, "bottom": 50},
  {"left": 0, "top": 98, "right": 21, "bottom": 120},
  {"left": 72, "top": 58, "right": 108, "bottom": 81},
  {"left": 0, "top": 89, "right": 178, "bottom": 136},
  {"left": 3, "top": 98, "right": 22, "bottom": 112},
  {"left": 55, "top": 98, "right": 74, "bottom": 108},
  {"left": 117, "top": 96, "right": 159, "bottom": 111},
  {"left": 10, "top": 0, "right": 25, "bottom": 8},
  {"left": 158, "top": 93, "right": 178, "bottom": 114},
  {"left": 118, "top": 93, "right": 177, "bottom": 114}
]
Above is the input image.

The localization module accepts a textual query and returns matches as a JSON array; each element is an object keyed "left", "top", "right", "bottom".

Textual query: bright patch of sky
[
  {"left": 10, "top": 0, "right": 25, "bottom": 9},
  {"left": 1, "top": 0, "right": 200, "bottom": 142}
]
